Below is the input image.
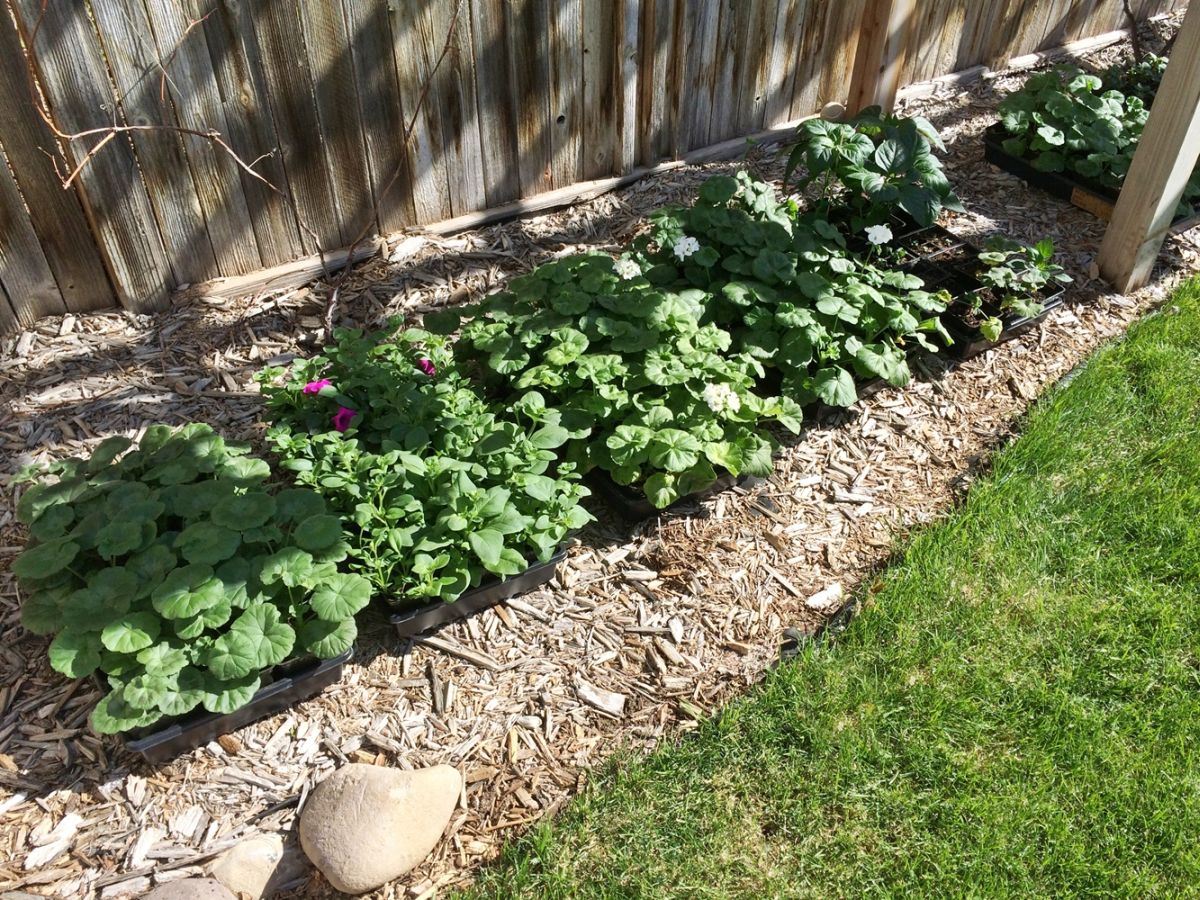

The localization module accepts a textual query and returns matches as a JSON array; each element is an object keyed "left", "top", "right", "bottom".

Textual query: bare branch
[{"left": 1123, "top": 0, "right": 1144, "bottom": 64}]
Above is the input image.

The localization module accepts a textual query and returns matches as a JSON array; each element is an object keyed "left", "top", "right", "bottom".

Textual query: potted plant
[
  {"left": 258, "top": 326, "right": 591, "bottom": 629},
  {"left": 12, "top": 424, "right": 367, "bottom": 760}
]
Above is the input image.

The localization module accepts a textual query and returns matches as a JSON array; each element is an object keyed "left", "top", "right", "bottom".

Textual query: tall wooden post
[
  {"left": 1097, "top": 3, "right": 1200, "bottom": 292},
  {"left": 845, "top": 0, "right": 915, "bottom": 116}
]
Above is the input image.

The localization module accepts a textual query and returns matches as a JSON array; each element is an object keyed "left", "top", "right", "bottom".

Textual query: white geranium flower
[
  {"left": 865, "top": 224, "right": 894, "bottom": 246},
  {"left": 672, "top": 235, "right": 701, "bottom": 261},
  {"left": 613, "top": 258, "right": 641, "bottom": 280},
  {"left": 702, "top": 382, "right": 740, "bottom": 414}
]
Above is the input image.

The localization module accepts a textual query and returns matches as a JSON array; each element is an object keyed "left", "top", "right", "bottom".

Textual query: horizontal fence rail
[{"left": 0, "top": 0, "right": 1186, "bottom": 332}]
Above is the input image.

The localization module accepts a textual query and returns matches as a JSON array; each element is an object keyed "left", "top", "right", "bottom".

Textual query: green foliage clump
[
  {"left": 1103, "top": 53, "right": 1167, "bottom": 105},
  {"left": 783, "top": 107, "right": 965, "bottom": 228},
  {"left": 12, "top": 424, "right": 369, "bottom": 735},
  {"left": 429, "top": 253, "right": 804, "bottom": 510},
  {"left": 259, "top": 328, "right": 591, "bottom": 603}
]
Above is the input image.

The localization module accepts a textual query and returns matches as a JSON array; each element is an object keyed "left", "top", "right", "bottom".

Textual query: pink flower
[
  {"left": 303, "top": 378, "right": 332, "bottom": 395},
  {"left": 332, "top": 406, "right": 358, "bottom": 432},
  {"left": 416, "top": 358, "right": 436, "bottom": 377}
]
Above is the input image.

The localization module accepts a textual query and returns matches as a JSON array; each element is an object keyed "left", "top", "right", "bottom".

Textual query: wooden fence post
[
  {"left": 845, "top": 0, "right": 915, "bottom": 116},
  {"left": 1097, "top": 2, "right": 1200, "bottom": 292}
]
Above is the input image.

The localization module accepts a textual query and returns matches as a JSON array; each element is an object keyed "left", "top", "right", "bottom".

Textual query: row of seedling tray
[{"left": 123, "top": 223, "right": 1065, "bottom": 764}]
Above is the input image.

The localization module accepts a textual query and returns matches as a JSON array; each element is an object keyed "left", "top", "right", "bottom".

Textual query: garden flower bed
[{"left": 0, "top": 16, "right": 1196, "bottom": 897}]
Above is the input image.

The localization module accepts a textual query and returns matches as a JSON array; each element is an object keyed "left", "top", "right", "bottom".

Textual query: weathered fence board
[{"left": 0, "top": 0, "right": 1183, "bottom": 334}]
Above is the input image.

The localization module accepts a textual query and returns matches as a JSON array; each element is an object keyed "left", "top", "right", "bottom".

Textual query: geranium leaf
[
  {"left": 136, "top": 643, "right": 188, "bottom": 676},
  {"left": 156, "top": 667, "right": 205, "bottom": 717},
  {"left": 259, "top": 548, "right": 314, "bottom": 588},
  {"left": 95, "top": 520, "right": 149, "bottom": 559},
  {"left": 90, "top": 689, "right": 160, "bottom": 735},
  {"left": 230, "top": 604, "right": 295, "bottom": 669},
  {"left": 175, "top": 522, "right": 241, "bottom": 566},
  {"left": 310, "top": 574, "right": 372, "bottom": 622},
  {"left": 217, "top": 457, "right": 271, "bottom": 486},
  {"left": 12, "top": 540, "right": 79, "bottom": 581},
  {"left": 100, "top": 612, "right": 161, "bottom": 654},
  {"left": 643, "top": 473, "right": 678, "bottom": 509},
  {"left": 273, "top": 488, "right": 326, "bottom": 523},
  {"left": 298, "top": 616, "right": 357, "bottom": 658},
  {"left": 150, "top": 564, "right": 218, "bottom": 619},
  {"left": 201, "top": 672, "right": 261, "bottom": 714},
  {"left": 210, "top": 492, "right": 277, "bottom": 530},
  {"left": 204, "top": 630, "right": 259, "bottom": 680},
  {"left": 48, "top": 629, "right": 102, "bottom": 679},
  {"left": 292, "top": 515, "right": 343, "bottom": 552},
  {"left": 123, "top": 672, "right": 170, "bottom": 710},
  {"left": 20, "top": 588, "right": 69, "bottom": 635}
]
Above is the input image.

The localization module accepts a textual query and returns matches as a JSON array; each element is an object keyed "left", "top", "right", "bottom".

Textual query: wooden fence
[{"left": 0, "top": 0, "right": 1186, "bottom": 333}]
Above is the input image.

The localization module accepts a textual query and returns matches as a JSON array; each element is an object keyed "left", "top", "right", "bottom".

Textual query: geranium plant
[
  {"left": 429, "top": 252, "right": 804, "bottom": 509},
  {"left": 12, "top": 424, "right": 369, "bottom": 735},
  {"left": 259, "top": 327, "right": 591, "bottom": 603},
  {"left": 783, "top": 109, "right": 965, "bottom": 229},
  {"left": 632, "top": 173, "right": 951, "bottom": 407}
]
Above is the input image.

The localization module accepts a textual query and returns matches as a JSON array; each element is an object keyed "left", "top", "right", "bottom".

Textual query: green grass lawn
[{"left": 464, "top": 279, "right": 1200, "bottom": 899}]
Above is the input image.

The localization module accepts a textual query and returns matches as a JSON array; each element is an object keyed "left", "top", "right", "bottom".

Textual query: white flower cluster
[
  {"left": 612, "top": 257, "right": 641, "bottom": 280},
  {"left": 865, "top": 224, "right": 893, "bottom": 246},
  {"left": 672, "top": 235, "right": 701, "bottom": 260},
  {"left": 702, "top": 382, "right": 741, "bottom": 414}
]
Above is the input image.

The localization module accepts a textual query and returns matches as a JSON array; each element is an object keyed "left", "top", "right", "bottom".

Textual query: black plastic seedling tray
[
  {"left": 941, "top": 280, "right": 1068, "bottom": 360},
  {"left": 983, "top": 123, "right": 1120, "bottom": 219},
  {"left": 587, "top": 470, "right": 765, "bottom": 522},
  {"left": 389, "top": 546, "right": 568, "bottom": 639},
  {"left": 120, "top": 649, "right": 352, "bottom": 764}
]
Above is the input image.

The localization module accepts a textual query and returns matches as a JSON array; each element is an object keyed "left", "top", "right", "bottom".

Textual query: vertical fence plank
[
  {"left": 678, "top": 1, "right": 720, "bottom": 153},
  {"left": 0, "top": 8, "right": 112, "bottom": 313},
  {"left": 9, "top": 0, "right": 171, "bottom": 313},
  {"left": 139, "top": 0, "right": 263, "bottom": 276},
  {"left": 581, "top": 0, "right": 618, "bottom": 177},
  {"left": 846, "top": 0, "right": 907, "bottom": 115},
  {"left": 765, "top": 0, "right": 806, "bottom": 128},
  {"left": 0, "top": 144, "right": 62, "bottom": 325},
  {"left": 432, "top": 0, "right": 488, "bottom": 213},
  {"left": 248, "top": 0, "right": 344, "bottom": 248},
  {"left": 296, "top": 0, "right": 376, "bottom": 241},
  {"left": 638, "top": 0, "right": 673, "bottom": 163},
  {"left": 191, "top": 0, "right": 303, "bottom": 265},
  {"left": 789, "top": 0, "right": 831, "bottom": 117},
  {"left": 340, "top": 0, "right": 417, "bottom": 232},
  {"left": 89, "top": 0, "right": 219, "bottom": 284},
  {"left": 709, "top": 0, "right": 751, "bottom": 143},
  {"left": 548, "top": 0, "right": 583, "bottom": 187},
  {"left": 471, "top": 0, "right": 522, "bottom": 204},
  {"left": 615, "top": 0, "right": 640, "bottom": 172}
]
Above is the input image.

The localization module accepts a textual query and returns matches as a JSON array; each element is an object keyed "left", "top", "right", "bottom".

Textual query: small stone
[
  {"left": 140, "top": 879, "right": 235, "bottom": 900},
  {"left": 805, "top": 583, "right": 844, "bottom": 612},
  {"left": 299, "top": 764, "right": 461, "bottom": 894},
  {"left": 208, "top": 833, "right": 291, "bottom": 900},
  {"left": 821, "top": 101, "right": 846, "bottom": 121}
]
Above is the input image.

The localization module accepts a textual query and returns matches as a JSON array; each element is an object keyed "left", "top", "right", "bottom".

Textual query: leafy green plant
[
  {"left": 11, "top": 424, "right": 369, "bottom": 735},
  {"left": 258, "top": 327, "right": 591, "bottom": 602},
  {"left": 1104, "top": 53, "right": 1167, "bottom": 105},
  {"left": 429, "top": 252, "right": 804, "bottom": 509},
  {"left": 630, "top": 173, "right": 951, "bottom": 406},
  {"left": 973, "top": 237, "right": 1072, "bottom": 335},
  {"left": 783, "top": 108, "right": 964, "bottom": 229}
]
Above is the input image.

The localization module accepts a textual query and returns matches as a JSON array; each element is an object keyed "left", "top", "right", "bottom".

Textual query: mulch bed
[{"left": 0, "top": 15, "right": 1195, "bottom": 899}]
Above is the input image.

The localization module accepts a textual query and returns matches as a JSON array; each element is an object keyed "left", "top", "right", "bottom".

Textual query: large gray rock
[
  {"left": 208, "top": 832, "right": 308, "bottom": 899},
  {"left": 298, "top": 764, "right": 461, "bottom": 894},
  {"left": 141, "top": 879, "right": 234, "bottom": 900}
]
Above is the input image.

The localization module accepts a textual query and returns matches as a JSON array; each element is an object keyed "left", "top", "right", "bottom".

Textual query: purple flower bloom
[
  {"left": 417, "top": 358, "right": 436, "bottom": 377},
  {"left": 303, "top": 378, "right": 332, "bottom": 395},
  {"left": 332, "top": 406, "right": 358, "bottom": 432}
]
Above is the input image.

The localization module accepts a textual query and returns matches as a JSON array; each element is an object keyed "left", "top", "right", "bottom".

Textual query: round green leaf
[
  {"left": 211, "top": 492, "right": 277, "bottom": 531},
  {"left": 157, "top": 667, "right": 205, "bottom": 716},
  {"left": 175, "top": 522, "right": 241, "bottom": 566},
  {"left": 63, "top": 587, "right": 131, "bottom": 626},
  {"left": 89, "top": 566, "right": 139, "bottom": 601},
  {"left": 231, "top": 604, "right": 295, "bottom": 669},
  {"left": 218, "top": 457, "right": 271, "bottom": 487},
  {"left": 20, "top": 587, "right": 70, "bottom": 635},
  {"left": 91, "top": 689, "right": 161, "bottom": 735},
  {"left": 201, "top": 672, "right": 261, "bottom": 714},
  {"left": 127, "top": 544, "right": 177, "bottom": 588},
  {"left": 48, "top": 628, "right": 102, "bottom": 678},
  {"left": 309, "top": 573, "right": 372, "bottom": 622},
  {"left": 136, "top": 643, "right": 188, "bottom": 676},
  {"left": 100, "top": 612, "right": 161, "bottom": 653},
  {"left": 29, "top": 505, "right": 75, "bottom": 542},
  {"left": 161, "top": 480, "right": 234, "bottom": 519},
  {"left": 12, "top": 540, "right": 79, "bottom": 581},
  {"left": 274, "top": 489, "right": 326, "bottom": 524},
  {"left": 151, "top": 565, "right": 219, "bottom": 619},
  {"left": 123, "top": 672, "right": 170, "bottom": 710},
  {"left": 292, "top": 515, "right": 343, "bottom": 552},
  {"left": 95, "top": 520, "right": 150, "bottom": 559},
  {"left": 259, "top": 548, "right": 314, "bottom": 588},
  {"left": 298, "top": 616, "right": 356, "bottom": 658},
  {"left": 204, "top": 630, "right": 259, "bottom": 680}
]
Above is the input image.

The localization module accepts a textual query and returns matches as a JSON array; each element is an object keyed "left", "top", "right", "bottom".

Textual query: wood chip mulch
[{"left": 0, "top": 16, "right": 1195, "bottom": 899}]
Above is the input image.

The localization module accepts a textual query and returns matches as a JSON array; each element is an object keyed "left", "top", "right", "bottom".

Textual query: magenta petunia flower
[
  {"left": 332, "top": 406, "right": 358, "bottom": 432},
  {"left": 416, "top": 358, "right": 436, "bottom": 377},
  {"left": 303, "top": 378, "right": 332, "bottom": 394}
]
